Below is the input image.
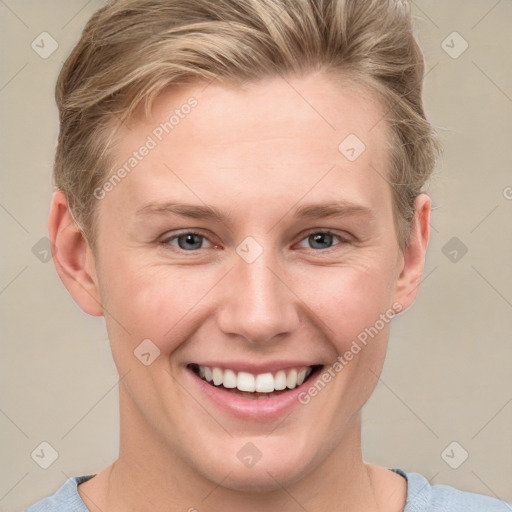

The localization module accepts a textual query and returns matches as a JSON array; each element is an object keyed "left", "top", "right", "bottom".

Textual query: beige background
[{"left": 1, "top": 1, "right": 511, "bottom": 510}]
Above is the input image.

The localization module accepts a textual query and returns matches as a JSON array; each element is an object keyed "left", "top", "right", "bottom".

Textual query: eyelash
[{"left": 160, "top": 229, "right": 351, "bottom": 252}]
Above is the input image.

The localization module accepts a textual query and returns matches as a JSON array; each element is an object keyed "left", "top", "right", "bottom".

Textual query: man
[{"left": 27, "top": 0, "right": 509, "bottom": 510}]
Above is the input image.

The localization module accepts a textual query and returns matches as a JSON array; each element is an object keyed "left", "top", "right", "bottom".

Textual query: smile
[
  {"left": 186, "top": 361, "right": 324, "bottom": 420},
  {"left": 189, "top": 364, "right": 319, "bottom": 394}
]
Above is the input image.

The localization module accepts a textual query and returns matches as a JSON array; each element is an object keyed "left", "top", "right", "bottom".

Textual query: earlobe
[
  {"left": 48, "top": 190, "right": 104, "bottom": 317},
  {"left": 393, "top": 194, "right": 431, "bottom": 312}
]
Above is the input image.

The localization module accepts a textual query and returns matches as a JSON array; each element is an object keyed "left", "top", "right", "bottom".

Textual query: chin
[{"left": 193, "top": 440, "right": 319, "bottom": 493}]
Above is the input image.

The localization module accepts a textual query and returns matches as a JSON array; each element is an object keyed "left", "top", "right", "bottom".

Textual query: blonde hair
[{"left": 55, "top": 0, "right": 440, "bottom": 249}]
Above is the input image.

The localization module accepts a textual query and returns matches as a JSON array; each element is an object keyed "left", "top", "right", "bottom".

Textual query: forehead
[{"left": 105, "top": 72, "right": 391, "bottom": 216}]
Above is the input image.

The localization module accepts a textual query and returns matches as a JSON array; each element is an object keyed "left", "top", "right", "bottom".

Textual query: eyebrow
[
  {"left": 135, "top": 199, "right": 374, "bottom": 223},
  {"left": 136, "top": 201, "right": 232, "bottom": 223},
  {"left": 293, "top": 201, "right": 374, "bottom": 221}
]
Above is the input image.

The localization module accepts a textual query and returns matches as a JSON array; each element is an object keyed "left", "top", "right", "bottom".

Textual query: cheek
[
  {"left": 292, "top": 262, "right": 398, "bottom": 429},
  {"left": 299, "top": 257, "right": 398, "bottom": 350},
  {"left": 97, "top": 258, "right": 218, "bottom": 360}
]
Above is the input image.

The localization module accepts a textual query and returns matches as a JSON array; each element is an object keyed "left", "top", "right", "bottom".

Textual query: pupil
[
  {"left": 179, "top": 234, "right": 202, "bottom": 250},
  {"left": 310, "top": 233, "right": 332, "bottom": 249}
]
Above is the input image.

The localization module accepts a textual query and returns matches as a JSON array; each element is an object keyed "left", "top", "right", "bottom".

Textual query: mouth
[{"left": 187, "top": 363, "right": 323, "bottom": 399}]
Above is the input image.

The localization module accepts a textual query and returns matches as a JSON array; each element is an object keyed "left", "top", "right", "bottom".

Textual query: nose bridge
[{"left": 216, "top": 245, "right": 299, "bottom": 344}]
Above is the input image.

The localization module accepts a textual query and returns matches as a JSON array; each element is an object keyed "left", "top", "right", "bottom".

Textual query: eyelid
[
  {"left": 160, "top": 229, "right": 216, "bottom": 248},
  {"left": 301, "top": 228, "right": 352, "bottom": 240},
  {"left": 295, "top": 229, "right": 352, "bottom": 249},
  {"left": 159, "top": 228, "right": 353, "bottom": 251}
]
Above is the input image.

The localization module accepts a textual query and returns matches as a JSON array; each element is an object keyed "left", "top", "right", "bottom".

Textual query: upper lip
[{"left": 187, "top": 360, "right": 322, "bottom": 374}]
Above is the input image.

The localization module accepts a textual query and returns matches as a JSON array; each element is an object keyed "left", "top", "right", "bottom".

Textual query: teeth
[
  {"left": 212, "top": 367, "right": 223, "bottom": 386},
  {"left": 194, "top": 365, "right": 313, "bottom": 393},
  {"left": 297, "top": 368, "right": 307, "bottom": 386},
  {"left": 274, "top": 370, "right": 287, "bottom": 390},
  {"left": 255, "top": 373, "right": 274, "bottom": 393},
  {"left": 223, "top": 369, "right": 237, "bottom": 389},
  {"left": 237, "top": 371, "right": 255, "bottom": 392},
  {"left": 286, "top": 369, "right": 297, "bottom": 389}
]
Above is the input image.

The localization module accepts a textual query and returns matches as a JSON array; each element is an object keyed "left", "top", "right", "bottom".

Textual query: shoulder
[
  {"left": 392, "top": 468, "right": 511, "bottom": 512},
  {"left": 24, "top": 475, "right": 94, "bottom": 512}
]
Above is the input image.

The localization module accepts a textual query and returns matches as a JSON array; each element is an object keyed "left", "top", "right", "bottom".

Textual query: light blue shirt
[{"left": 25, "top": 468, "right": 510, "bottom": 511}]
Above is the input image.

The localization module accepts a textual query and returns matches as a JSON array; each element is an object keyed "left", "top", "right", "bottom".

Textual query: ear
[
  {"left": 48, "top": 190, "right": 104, "bottom": 316},
  {"left": 393, "top": 193, "right": 431, "bottom": 312}
]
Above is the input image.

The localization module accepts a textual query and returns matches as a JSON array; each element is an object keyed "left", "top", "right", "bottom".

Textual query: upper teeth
[{"left": 197, "top": 365, "right": 312, "bottom": 393}]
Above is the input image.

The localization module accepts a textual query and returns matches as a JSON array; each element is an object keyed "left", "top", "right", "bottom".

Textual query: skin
[{"left": 49, "top": 70, "right": 430, "bottom": 511}]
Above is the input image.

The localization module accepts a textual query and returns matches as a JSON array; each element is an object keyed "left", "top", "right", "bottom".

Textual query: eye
[
  {"left": 161, "top": 231, "right": 213, "bottom": 251},
  {"left": 297, "top": 230, "right": 348, "bottom": 250},
  {"left": 160, "top": 230, "right": 350, "bottom": 252}
]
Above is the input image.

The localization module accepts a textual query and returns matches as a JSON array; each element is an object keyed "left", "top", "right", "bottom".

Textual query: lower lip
[{"left": 186, "top": 367, "right": 322, "bottom": 421}]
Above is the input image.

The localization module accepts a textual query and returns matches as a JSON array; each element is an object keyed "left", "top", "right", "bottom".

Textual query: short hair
[{"left": 54, "top": 0, "right": 440, "bottom": 250}]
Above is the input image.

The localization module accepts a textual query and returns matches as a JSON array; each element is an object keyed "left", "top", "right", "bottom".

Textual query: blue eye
[
  {"left": 165, "top": 232, "right": 209, "bottom": 251},
  {"left": 298, "top": 231, "right": 345, "bottom": 250},
  {"left": 161, "top": 230, "right": 348, "bottom": 253}
]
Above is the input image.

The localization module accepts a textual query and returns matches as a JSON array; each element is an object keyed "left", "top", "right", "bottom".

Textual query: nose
[{"left": 216, "top": 249, "right": 300, "bottom": 345}]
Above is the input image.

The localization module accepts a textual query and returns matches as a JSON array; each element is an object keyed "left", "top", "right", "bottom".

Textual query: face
[{"left": 72, "top": 72, "right": 425, "bottom": 491}]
